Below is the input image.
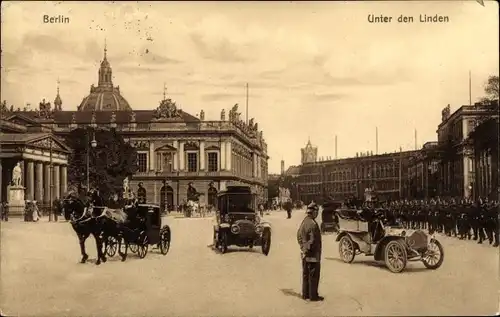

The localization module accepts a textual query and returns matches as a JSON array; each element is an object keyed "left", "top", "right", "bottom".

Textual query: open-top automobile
[
  {"left": 335, "top": 207, "right": 444, "bottom": 273},
  {"left": 213, "top": 186, "right": 271, "bottom": 255}
]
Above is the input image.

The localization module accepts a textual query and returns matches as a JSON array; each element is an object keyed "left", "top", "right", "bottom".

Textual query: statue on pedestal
[
  {"left": 12, "top": 162, "right": 22, "bottom": 186},
  {"left": 220, "top": 109, "right": 226, "bottom": 121},
  {"left": 200, "top": 109, "right": 205, "bottom": 121}
]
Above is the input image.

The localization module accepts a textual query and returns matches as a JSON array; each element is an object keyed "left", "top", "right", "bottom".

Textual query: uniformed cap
[{"left": 306, "top": 202, "right": 319, "bottom": 213}]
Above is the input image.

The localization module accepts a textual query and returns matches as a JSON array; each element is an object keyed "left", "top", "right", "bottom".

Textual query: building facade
[
  {"left": 297, "top": 141, "right": 418, "bottom": 203},
  {"left": 2, "top": 46, "right": 269, "bottom": 208},
  {"left": 436, "top": 102, "right": 498, "bottom": 198},
  {"left": 0, "top": 118, "right": 71, "bottom": 213},
  {"left": 407, "top": 142, "right": 440, "bottom": 199}
]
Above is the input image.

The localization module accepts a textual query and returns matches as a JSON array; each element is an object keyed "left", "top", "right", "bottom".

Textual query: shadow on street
[
  {"left": 325, "top": 257, "right": 430, "bottom": 273},
  {"left": 280, "top": 288, "right": 303, "bottom": 299}
]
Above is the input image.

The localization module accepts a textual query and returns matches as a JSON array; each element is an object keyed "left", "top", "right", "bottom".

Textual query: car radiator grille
[
  {"left": 407, "top": 231, "right": 428, "bottom": 250},
  {"left": 235, "top": 220, "right": 255, "bottom": 235}
]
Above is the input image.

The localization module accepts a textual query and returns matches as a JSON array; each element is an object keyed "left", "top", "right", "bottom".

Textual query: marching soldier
[{"left": 297, "top": 202, "right": 323, "bottom": 302}]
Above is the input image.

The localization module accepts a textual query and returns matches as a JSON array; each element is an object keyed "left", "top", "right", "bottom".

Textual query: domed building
[
  {"left": 2, "top": 44, "right": 269, "bottom": 212},
  {"left": 77, "top": 44, "right": 132, "bottom": 112}
]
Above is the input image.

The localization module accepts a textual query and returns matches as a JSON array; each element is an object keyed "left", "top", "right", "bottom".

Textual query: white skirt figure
[{"left": 32, "top": 206, "right": 40, "bottom": 222}]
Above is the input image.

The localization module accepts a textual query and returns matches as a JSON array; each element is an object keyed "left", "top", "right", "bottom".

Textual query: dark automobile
[
  {"left": 213, "top": 186, "right": 271, "bottom": 255},
  {"left": 320, "top": 200, "right": 342, "bottom": 233}
]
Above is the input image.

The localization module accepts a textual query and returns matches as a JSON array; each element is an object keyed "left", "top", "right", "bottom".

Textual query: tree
[
  {"left": 64, "top": 128, "right": 138, "bottom": 200},
  {"left": 480, "top": 75, "right": 499, "bottom": 103}
]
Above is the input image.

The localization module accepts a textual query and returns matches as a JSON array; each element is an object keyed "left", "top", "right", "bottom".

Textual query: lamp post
[
  {"left": 86, "top": 127, "right": 97, "bottom": 190},
  {"left": 49, "top": 138, "right": 53, "bottom": 222}
]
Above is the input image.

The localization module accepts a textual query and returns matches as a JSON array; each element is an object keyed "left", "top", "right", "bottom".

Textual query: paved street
[{"left": 1, "top": 210, "right": 498, "bottom": 316}]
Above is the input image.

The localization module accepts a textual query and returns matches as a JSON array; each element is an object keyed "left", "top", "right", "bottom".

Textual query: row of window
[
  {"left": 137, "top": 152, "right": 219, "bottom": 173},
  {"left": 300, "top": 181, "right": 399, "bottom": 194},
  {"left": 231, "top": 153, "right": 253, "bottom": 178}
]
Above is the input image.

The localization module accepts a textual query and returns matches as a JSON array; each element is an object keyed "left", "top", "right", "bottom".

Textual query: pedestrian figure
[
  {"left": 297, "top": 202, "right": 324, "bottom": 302},
  {"left": 32, "top": 201, "right": 40, "bottom": 222},
  {"left": 284, "top": 200, "right": 293, "bottom": 219},
  {"left": 137, "top": 182, "right": 147, "bottom": 204},
  {"left": 1, "top": 202, "right": 8, "bottom": 221}
]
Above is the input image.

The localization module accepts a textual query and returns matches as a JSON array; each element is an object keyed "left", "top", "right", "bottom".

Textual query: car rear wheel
[
  {"left": 422, "top": 239, "right": 444, "bottom": 269},
  {"left": 261, "top": 229, "right": 271, "bottom": 256},
  {"left": 338, "top": 235, "right": 356, "bottom": 263},
  {"left": 384, "top": 240, "right": 407, "bottom": 273}
]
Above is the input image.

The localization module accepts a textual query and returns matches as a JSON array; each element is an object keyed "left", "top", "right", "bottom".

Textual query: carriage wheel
[
  {"left": 422, "top": 239, "right": 444, "bottom": 270},
  {"left": 261, "top": 229, "right": 271, "bottom": 256},
  {"left": 137, "top": 232, "right": 148, "bottom": 259},
  {"left": 384, "top": 240, "right": 407, "bottom": 273},
  {"left": 106, "top": 236, "right": 118, "bottom": 257},
  {"left": 339, "top": 235, "right": 356, "bottom": 263},
  {"left": 129, "top": 244, "right": 138, "bottom": 254},
  {"left": 160, "top": 228, "right": 171, "bottom": 255}
]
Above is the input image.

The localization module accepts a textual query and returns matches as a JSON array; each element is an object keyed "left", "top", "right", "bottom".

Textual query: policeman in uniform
[{"left": 297, "top": 202, "right": 323, "bottom": 302}]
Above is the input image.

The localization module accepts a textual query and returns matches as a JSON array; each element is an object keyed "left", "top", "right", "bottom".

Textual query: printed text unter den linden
[{"left": 368, "top": 14, "right": 449, "bottom": 24}]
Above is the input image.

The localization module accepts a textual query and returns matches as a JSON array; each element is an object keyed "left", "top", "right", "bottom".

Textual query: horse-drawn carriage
[
  {"left": 103, "top": 204, "right": 171, "bottom": 260},
  {"left": 335, "top": 207, "right": 444, "bottom": 273},
  {"left": 213, "top": 186, "right": 272, "bottom": 255}
]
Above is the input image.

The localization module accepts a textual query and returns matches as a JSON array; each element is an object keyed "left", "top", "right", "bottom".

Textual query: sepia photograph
[{"left": 0, "top": 1, "right": 498, "bottom": 316}]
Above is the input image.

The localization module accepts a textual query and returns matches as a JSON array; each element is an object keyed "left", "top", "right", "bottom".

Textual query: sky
[{"left": 1, "top": 1, "right": 499, "bottom": 174}]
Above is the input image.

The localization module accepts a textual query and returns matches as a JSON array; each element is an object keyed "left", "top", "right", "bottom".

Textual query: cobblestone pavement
[{"left": 1, "top": 210, "right": 498, "bottom": 316}]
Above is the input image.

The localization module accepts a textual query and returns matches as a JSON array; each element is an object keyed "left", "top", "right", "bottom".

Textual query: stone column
[
  {"left": 149, "top": 141, "right": 155, "bottom": 171},
  {"left": 200, "top": 141, "right": 205, "bottom": 171},
  {"left": 173, "top": 140, "right": 179, "bottom": 170},
  {"left": 44, "top": 164, "right": 50, "bottom": 204},
  {"left": 53, "top": 165, "right": 60, "bottom": 199},
  {"left": 179, "top": 141, "right": 185, "bottom": 171},
  {"left": 26, "top": 161, "right": 34, "bottom": 201},
  {"left": 225, "top": 141, "right": 232, "bottom": 171},
  {"left": 220, "top": 142, "right": 226, "bottom": 171},
  {"left": 35, "top": 162, "right": 44, "bottom": 201},
  {"left": 60, "top": 165, "right": 68, "bottom": 197}
]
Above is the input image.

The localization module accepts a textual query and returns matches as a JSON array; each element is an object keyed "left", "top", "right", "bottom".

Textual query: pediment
[
  {"left": 184, "top": 141, "right": 199, "bottom": 151},
  {"left": 205, "top": 145, "right": 220, "bottom": 151},
  {"left": 155, "top": 144, "right": 177, "bottom": 152},
  {"left": 6, "top": 114, "right": 39, "bottom": 126},
  {"left": 28, "top": 135, "right": 71, "bottom": 153}
]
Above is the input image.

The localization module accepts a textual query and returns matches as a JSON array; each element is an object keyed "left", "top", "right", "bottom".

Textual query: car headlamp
[
  {"left": 224, "top": 214, "right": 230, "bottom": 222},
  {"left": 231, "top": 224, "right": 240, "bottom": 234},
  {"left": 255, "top": 225, "right": 263, "bottom": 234}
]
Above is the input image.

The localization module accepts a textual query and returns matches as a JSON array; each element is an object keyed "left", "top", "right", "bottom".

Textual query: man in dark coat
[
  {"left": 137, "top": 182, "right": 147, "bottom": 204},
  {"left": 297, "top": 202, "right": 323, "bottom": 302},
  {"left": 91, "top": 188, "right": 105, "bottom": 206}
]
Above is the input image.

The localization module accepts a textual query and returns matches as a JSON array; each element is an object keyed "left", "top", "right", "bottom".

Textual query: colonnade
[{"left": 23, "top": 161, "right": 67, "bottom": 203}]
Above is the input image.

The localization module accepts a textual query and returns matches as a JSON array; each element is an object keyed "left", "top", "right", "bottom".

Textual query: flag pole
[
  {"left": 469, "top": 70, "right": 472, "bottom": 106},
  {"left": 246, "top": 83, "right": 249, "bottom": 124}
]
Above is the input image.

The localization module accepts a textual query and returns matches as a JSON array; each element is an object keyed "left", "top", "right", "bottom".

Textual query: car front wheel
[{"left": 261, "top": 229, "right": 271, "bottom": 256}]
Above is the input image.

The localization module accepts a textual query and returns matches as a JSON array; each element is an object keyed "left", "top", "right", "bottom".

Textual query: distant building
[
  {"left": 284, "top": 165, "right": 300, "bottom": 178},
  {"left": 301, "top": 139, "right": 318, "bottom": 164},
  {"left": 280, "top": 160, "right": 285, "bottom": 175},
  {"left": 407, "top": 141, "right": 440, "bottom": 199},
  {"left": 297, "top": 150, "right": 418, "bottom": 203}
]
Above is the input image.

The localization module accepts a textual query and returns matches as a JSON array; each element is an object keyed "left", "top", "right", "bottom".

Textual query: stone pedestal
[{"left": 7, "top": 185, "right": 26, "bottom": 216}]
